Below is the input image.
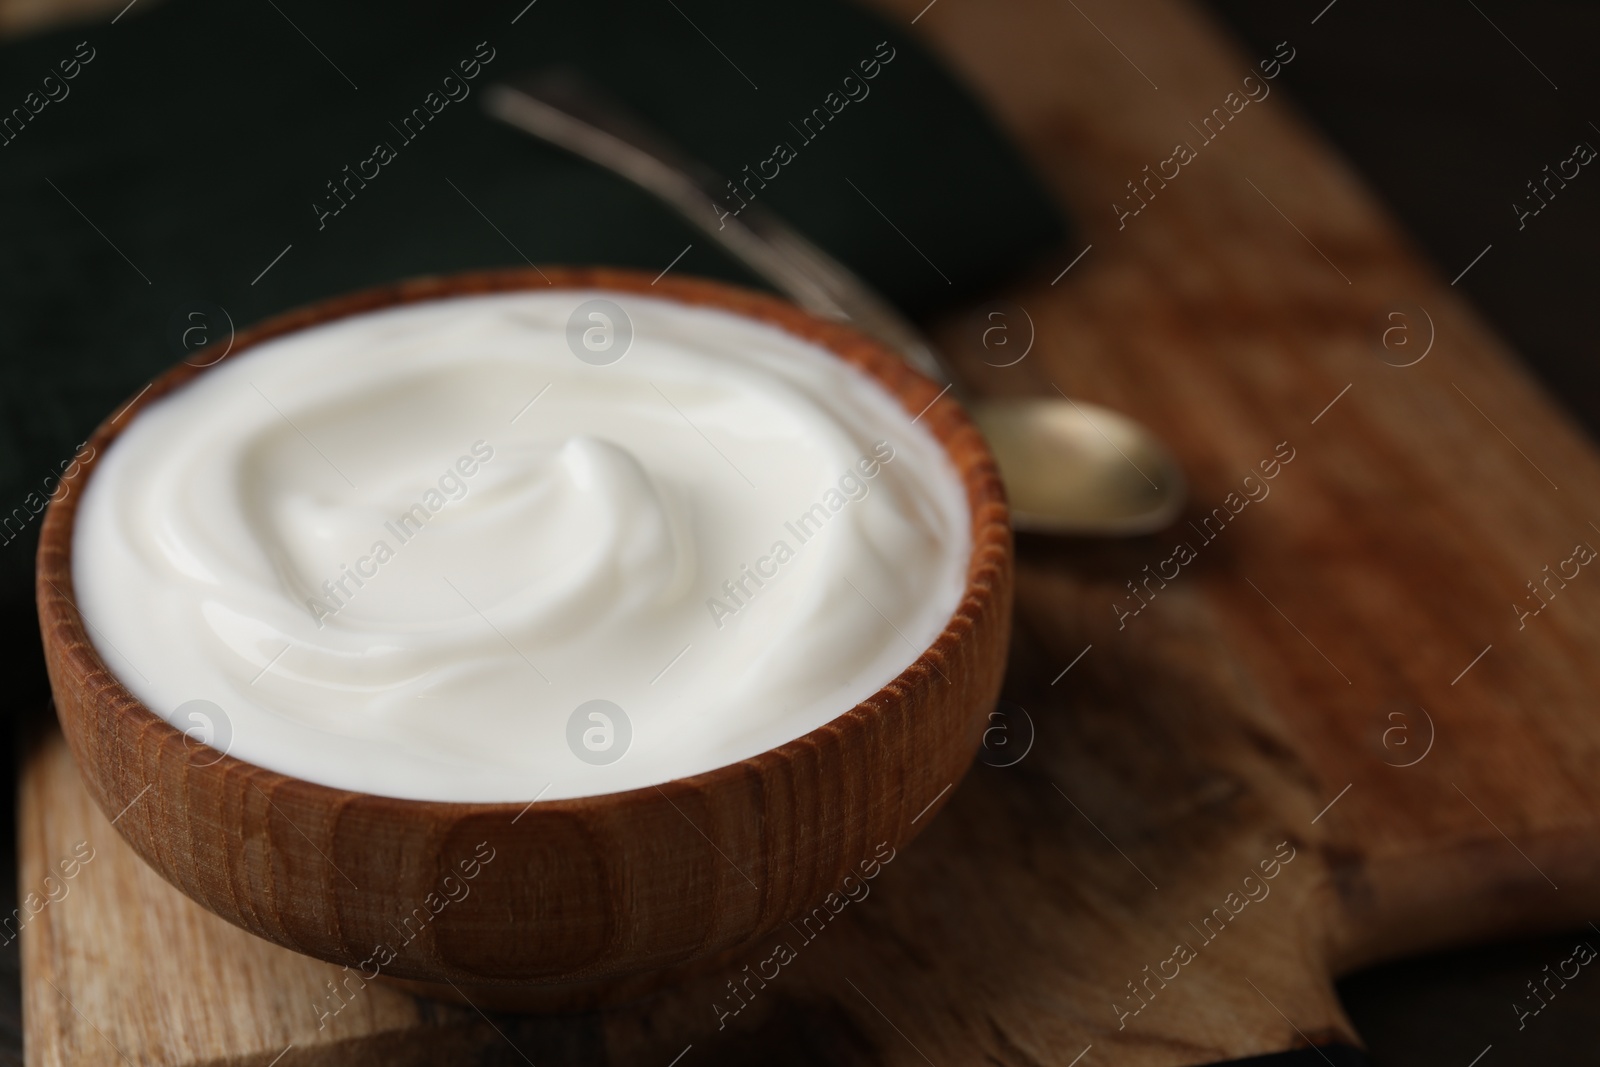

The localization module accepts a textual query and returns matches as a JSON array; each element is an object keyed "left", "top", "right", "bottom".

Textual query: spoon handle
[{"left": 482, "top": 71, "right": 951, "bottom": 386}]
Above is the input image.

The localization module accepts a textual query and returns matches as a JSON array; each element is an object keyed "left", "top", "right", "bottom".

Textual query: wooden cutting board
[{"left": 20, "top": 0, "right": 1600, "bottom": 1063}]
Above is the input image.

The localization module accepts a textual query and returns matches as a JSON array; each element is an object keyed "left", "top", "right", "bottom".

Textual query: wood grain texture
[
  {"left": 18, "top": 722, "right": 468, "bottom": 1067},
  {"left": 880, "top": 0, "right": 1600, "bottom": 960},
  {"left": 33, "top": 267, "right": 1012, "bottom": 997},
  {"left": 20, "top": 0, "right": 1600, "bottom": 1064}
]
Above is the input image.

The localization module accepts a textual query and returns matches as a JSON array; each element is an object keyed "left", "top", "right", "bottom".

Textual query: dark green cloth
[{"left": 0, "top": 0, "right": 1065, "bottom": 691}]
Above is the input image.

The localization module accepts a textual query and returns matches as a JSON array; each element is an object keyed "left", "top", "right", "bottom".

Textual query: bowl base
[{"left": 377, "top": 947, "right": 742, "bottom": 1014}]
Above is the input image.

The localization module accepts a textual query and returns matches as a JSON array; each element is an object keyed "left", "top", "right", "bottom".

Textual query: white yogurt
[{"left": 72, "top": 290, "right": 970, "bottom": 802}]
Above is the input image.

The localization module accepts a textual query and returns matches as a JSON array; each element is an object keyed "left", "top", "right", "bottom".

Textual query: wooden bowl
[{"left": 36, "top": 268, "right": 1012, "bottom": 1007}]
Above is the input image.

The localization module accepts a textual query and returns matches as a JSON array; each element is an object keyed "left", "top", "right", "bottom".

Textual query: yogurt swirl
[{"left": 72, "top": 290, "right": 970, "bottom": 802}]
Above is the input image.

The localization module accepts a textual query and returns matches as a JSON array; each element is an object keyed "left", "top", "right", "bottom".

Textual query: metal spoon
[{"left": 482, "top": 73, "right": 1185, "bottom": 535}]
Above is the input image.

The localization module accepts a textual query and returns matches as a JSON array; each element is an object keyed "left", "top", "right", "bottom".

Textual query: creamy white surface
[{"left": 72, "top": 291, "right": 970, "bottom": 802}]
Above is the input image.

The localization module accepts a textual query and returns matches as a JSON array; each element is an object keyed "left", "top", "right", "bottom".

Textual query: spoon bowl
[{"left": 973, "top": 398, "right": 1185, "bottom": 535}]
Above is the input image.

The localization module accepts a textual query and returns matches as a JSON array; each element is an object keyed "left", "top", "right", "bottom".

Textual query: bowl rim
[{"left": 37, "top": 266, "right": 1011, "bottom": 820}]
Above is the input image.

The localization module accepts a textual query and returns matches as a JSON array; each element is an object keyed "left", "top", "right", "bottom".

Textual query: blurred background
[{"left": 1, "top": 0, "right": 1597, "bottom": 1063}]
